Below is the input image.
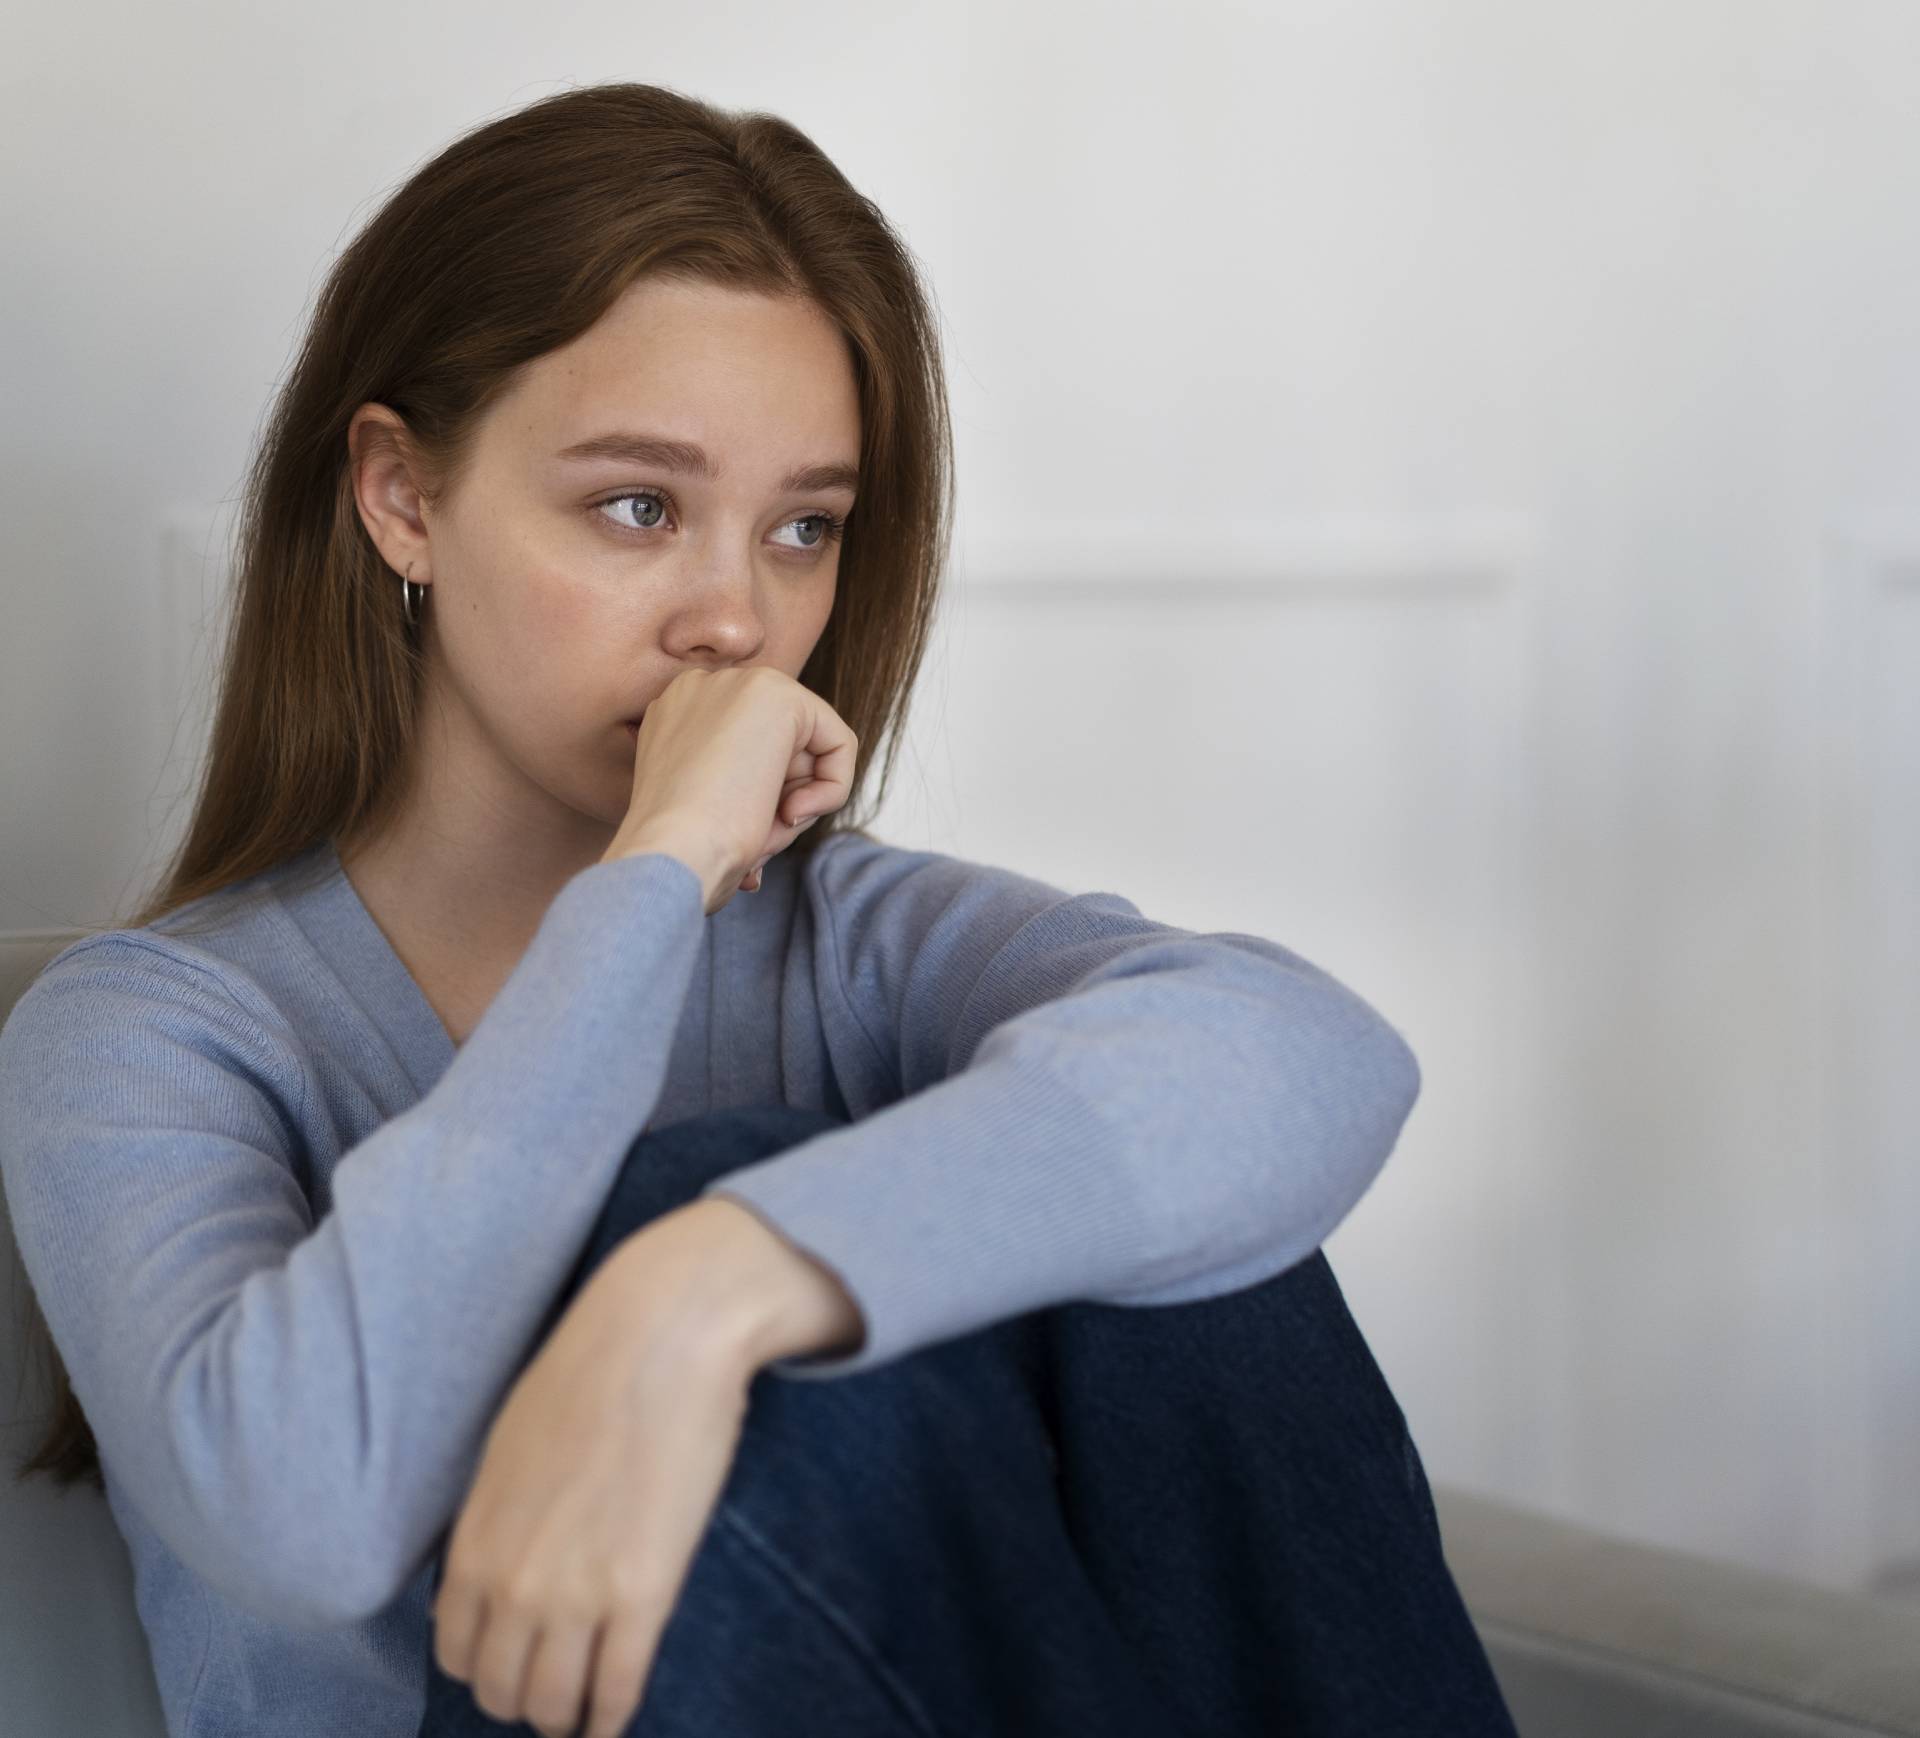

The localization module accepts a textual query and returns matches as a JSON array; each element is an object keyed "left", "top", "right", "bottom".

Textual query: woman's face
[{"left": 349, "top": 275, "right": 860, "bottom": 839}]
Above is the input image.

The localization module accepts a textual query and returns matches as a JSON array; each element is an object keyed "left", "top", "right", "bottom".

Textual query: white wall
[{"left": 4, "top": 0, "right": 1919, "bottom": 1596}]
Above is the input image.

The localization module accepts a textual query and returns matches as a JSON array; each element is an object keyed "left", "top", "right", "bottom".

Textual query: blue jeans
[{"left": 417, "top": 1105, "right": 1518, "bottom": 1737}]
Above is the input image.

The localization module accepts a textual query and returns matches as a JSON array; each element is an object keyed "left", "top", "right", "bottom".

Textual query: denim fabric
[{"left": 418, "top": 1105, "right": 1518, "bottom": 1738}]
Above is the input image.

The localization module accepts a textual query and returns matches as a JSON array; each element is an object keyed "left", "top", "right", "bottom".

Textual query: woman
[{"left": 0, "top": 82, "right": 1516, "bottom": 1738}]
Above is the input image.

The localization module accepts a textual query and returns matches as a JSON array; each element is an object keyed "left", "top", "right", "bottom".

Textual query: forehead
[{"left": 496, "top": 277, "right": 860, "bottom": 462}]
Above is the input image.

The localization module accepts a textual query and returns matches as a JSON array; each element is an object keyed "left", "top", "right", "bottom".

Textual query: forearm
[{"left": 597, "top": 1195, "right": 867, "bottom": 1378}]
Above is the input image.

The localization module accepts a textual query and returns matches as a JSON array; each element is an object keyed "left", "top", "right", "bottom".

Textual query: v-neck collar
[{"left": 275, "top": 836, "right": 459, "bottom": 1095}]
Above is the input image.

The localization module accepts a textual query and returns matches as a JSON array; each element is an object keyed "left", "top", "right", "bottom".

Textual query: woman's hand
[
  {"left": 428, "top": 1215, "right": 768, "bottom": 1738},
  {"left": 601, "top": 665, "right": 858, "bottom": 916}
]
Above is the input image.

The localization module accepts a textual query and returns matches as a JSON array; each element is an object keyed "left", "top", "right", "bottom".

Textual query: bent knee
[
  {"left": 644, "top": 1101, "right": 850, "bottom": 1159},
  {"left": 734, "top": 1331, "right": 1051, "bottom": 1490},
  {"left": 589, "top": 1103, "right": 853, "bottom": 1255}
]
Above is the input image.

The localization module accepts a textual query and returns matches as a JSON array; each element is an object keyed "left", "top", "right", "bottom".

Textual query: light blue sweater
[{"left": 0, "top": 828, "right": 1420, "bottom": 1737}]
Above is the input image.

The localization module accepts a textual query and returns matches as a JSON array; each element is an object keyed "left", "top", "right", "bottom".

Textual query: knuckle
[
  {"left": 495, "top": 1590, "right": 541, "bottom": 1628},
  {"left": 440, "top": 1547, "right": 481, "bottom": 1596},
  {"left": 603, "top": 1568, "right": 664, "bottom": 1619},
  {"left": 594, "top": 1615, "right": 655, "bottom": 1684},
  {"left": 445, "top": 1538, "right": 504, "bottom": 1601},
  {"left": 504, "top": 1559, "right": 556, "bottom": 1604},
  {"left": 495, "top": 1574, "right": 546, "bottom": 1619}
]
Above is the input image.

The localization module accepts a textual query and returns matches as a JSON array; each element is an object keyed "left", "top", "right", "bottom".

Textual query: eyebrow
[{"left": 555, "top": 431, "right": 859, "bottom": 497}]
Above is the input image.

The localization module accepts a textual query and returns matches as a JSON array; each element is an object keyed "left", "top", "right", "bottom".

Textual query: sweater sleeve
[
  {"left": 0, "top": 850, "right": 705, "bottom": 1631},
  {"left": 702, "top": 835, "right": 1421, "bottom": 1382}
]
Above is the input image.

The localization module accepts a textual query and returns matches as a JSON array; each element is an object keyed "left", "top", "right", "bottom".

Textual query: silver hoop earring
[{"left": 401, "top": 566, "right": 425, "bottom": 628}]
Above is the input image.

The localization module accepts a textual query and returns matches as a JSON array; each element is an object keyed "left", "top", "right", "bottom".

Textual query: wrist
[
  {"left": 603, "top": 1196, "right": 866, "bottom": 1376},
  {"left": 709, "top": 1196, "right": 868, "bottom": 1370},
  {"left": 603, "top": 822, "right": 725, "bottom": 895}
]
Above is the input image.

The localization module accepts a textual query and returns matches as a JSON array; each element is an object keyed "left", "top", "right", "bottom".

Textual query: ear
[{"left": 347, "top": 403, "right": 433, "bottom": 587}]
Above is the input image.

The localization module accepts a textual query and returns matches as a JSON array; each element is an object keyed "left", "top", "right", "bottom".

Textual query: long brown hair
[{"left": 11, "top": 80, "right": 954, "bottom": 1492}]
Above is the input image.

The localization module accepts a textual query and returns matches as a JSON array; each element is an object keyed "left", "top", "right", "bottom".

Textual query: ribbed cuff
[{"left": 698, "top": 1054, "right": 1148, "bottom": 1382}]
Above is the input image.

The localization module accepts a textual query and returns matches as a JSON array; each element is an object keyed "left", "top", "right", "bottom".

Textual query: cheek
[
  {"left": 498, "top": 559, "right": 599, "bottom": 655},
  {"left": 477, "top": 560, "right": 603, "bottom": 720},
  {"left": 531, "top": 563, "right": 597, "bottom": 627}
]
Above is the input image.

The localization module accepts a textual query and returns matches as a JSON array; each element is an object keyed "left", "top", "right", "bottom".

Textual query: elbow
[
  {"left": 1308, "top": 990, "right": 1422, "bottom": 1190},
  {"left": 1352, "top": 1009, "right": 1421, "bottom": 1168},
  {"left": 133, "top": 1498, "right": 398, "bottom": 1629},
  {"left": 1254, "top": 942, "right": 1421, "bottom": 1154},
  {"left": 169, "top": 1498, "right": 409, "bottom": 1630},
  {"left": 1374, "top": 1017, "right": 1422, "bottom": 1134},
  {"left": 1295, "top": 1012, "right": 1420, "bottom": 1249},
  {"left": 158, "top": 1397, "right": 413, "bottom": 1629}
]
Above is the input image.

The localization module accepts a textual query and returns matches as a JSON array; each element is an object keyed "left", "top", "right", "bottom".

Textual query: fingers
[
  {"left": 782, "top": 776, "right": 843, "bottom": 829},
  {"left": 430, "top": 1557, "right": 667, "bottom": 1736},
  {"left": 806, "top": 723, "right": 858, "bottom": 803},
  {"left": 582, "top": 1610, "right": 659, "bottom": 1738},
  {"left": 465, "top": 1596, "right": 541, "bottom": 1726},
  {"left": 781, "top": 730, "right": 855, "bottom": 830},
  {"left": 779, "top": 767, "right": 821, "bottom": 831},
  {"left": 740, "top": 806, "right": 825, "bottom": 892},
  {"left": 521, "top": 1617, "right": 602, "bottom": 1736},
  {"left": 430, "top": 1577, "right": 483, "bottom": 1684},
  {"left": 451, "top": 1608, "right": 654, "bottom": 1738}
]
